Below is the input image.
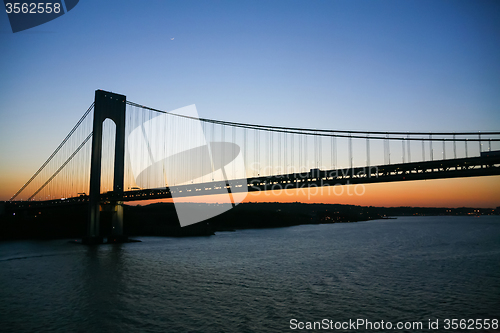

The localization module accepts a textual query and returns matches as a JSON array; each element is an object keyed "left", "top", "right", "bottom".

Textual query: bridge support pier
[
  {"left": 83, "top": 90, "right": 127, "bottom": 245},
  {"left": 108, "top": 201, "right": 127, "bottom": 243}
]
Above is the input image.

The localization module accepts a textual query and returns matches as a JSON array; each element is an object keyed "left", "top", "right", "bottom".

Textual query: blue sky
[{"left": 1, "top": 0, "right": 499, "bottom": 200}]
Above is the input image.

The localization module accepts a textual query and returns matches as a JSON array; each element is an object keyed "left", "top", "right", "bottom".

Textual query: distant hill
[{"left": 0, "top": 202, "right": 498, "bottom": 240}]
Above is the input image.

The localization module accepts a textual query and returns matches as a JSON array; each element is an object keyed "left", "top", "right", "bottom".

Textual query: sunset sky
[{"left": 1, "top": 0, "right": 499, "bottom": 207}]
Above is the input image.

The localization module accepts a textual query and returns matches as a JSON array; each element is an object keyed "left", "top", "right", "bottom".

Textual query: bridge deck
[{"left": 7, "top": 155, "right": 500, "bottom": 210}]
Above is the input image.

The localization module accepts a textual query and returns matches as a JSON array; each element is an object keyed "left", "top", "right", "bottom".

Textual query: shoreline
[{"left": 1, "top": 202, "right": 498, "bottom": 241}]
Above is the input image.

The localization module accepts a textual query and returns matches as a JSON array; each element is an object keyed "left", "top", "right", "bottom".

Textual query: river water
[{"left": 1, "top": 216, "right": 499, "bottom": 332}]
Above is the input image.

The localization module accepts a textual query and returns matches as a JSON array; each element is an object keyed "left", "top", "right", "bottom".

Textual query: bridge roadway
[{"left": 7, "top": 155, "right": 500, "bottom": 210}]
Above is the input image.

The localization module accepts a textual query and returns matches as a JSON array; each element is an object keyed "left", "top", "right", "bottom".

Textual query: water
[{"left": 1, "top": 216, "right": 499, "bottom": 332}]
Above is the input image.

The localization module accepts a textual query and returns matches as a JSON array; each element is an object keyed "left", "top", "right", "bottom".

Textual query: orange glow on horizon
[{"left": 124, "top": 176, "right": 500, "bottom": 208}]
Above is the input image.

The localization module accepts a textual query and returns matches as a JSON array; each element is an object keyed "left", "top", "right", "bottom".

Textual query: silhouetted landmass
[{"left": 0, "top": 201, "right": 498, "bottom": 240}]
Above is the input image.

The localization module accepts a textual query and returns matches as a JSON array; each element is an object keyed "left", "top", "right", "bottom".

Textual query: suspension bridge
[{"left": 5, "top": 90, "right": 500, "bottom": 243}]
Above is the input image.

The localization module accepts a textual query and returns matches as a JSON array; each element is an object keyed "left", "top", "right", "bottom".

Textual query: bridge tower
[{"left": 83, "top": 90, "right": 127, "bottom": 244}]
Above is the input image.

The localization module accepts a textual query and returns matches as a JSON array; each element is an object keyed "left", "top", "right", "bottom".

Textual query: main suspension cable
[
  {"left": 126, "top": 101, "right": 500, "bottom": 141},
  {"left": 10, "top": 103, "right": 95, "bottom": 201}
]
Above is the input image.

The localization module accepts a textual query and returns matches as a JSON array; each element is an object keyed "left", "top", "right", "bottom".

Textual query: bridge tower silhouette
[{"left": 84, "top": 90, "right": 127, "bottom": 244}]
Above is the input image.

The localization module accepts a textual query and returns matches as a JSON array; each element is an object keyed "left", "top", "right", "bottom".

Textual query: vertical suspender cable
[
  {"left": 303, "top": 133, "right": 306, "bottom": 172},
  {"left": 232, "top": 125, "right": 235, "bottom": 179},
  {"left": 270, "top": 131, "right": 273, "bottom": 175},
  {"left": 284, "top": 132, "right": 288, "bottom": 173},
  {"left": 407, "top": 134, "right": 411, "bottom": 163},
  {"left": 422, "top": 139, "right": 425, "bottom": 162},
  {"left": 478, "top": 132, "right": 481, "bottom": 154},
  {"left": 254, "top": 129, "right": 257, "bottom": 177},
  {"left": 314, "top": 133, "right": 318, "bottom": 169},
  {"left": 299, "top": 134, "right": 302, "bottom": 172},
  {"left": 402, "top": 139, "right": 405, "bottom": 164},
  {"left": 366, "top": 136, "right": 370, "bottom": 167},
  {"left": 453, "top": 134, "right": 457, "bottom": 159},
  {"left": 318, "top": 134, "right": 322, "bottom": 170},
  {"left": 442, "top": 140, "right": 446, "bottom": 160},
  {"left": 348, "top": 133, "right": 353, "bottom": 169},
  {"left": 430, "top": 133, "right": 433, "bottom": 161},
  {"left": 278, "top": 131, "right": 281, "bottom": 173}
]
